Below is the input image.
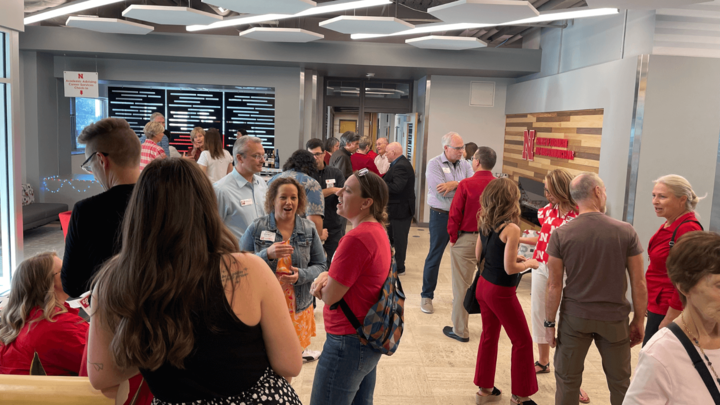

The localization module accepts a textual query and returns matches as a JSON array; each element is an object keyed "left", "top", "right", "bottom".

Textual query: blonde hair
[
  {"left": 478, "top": 178, "right": 521, "bottom": 236},
  {"left": 190, "top": 127, "right": 205, "bottom": 141},
  {"left": 654, "top": 174, "right": 704, "bottom": 213},
  {"left": 545, "top": 169, "right": 578, "bottom": 214},
  {"left": 144, "top": 121, "right": 165, "bottom": 139},
  {"left": 0, "top": 252, "right": 67, "bottom": 345}
]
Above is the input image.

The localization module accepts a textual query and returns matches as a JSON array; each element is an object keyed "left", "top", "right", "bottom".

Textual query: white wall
[
  {"left": 423, "top": 76, "right": 511, "bottom": 221},
  {"left": 506, "top": 57, "right": 639, "bottom": 221},
  {"left": 632, "top": 55, "right": 720, "bottom": 249}
]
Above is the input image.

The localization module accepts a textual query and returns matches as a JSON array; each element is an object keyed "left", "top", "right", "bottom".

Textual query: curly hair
[
  {"left": 478, "top": 177, "right": 521, "bottom": 236},
  {"left": 264, "top": 177, "right": 307, "bottom": 216},
  {"left": 283, "top": 150, "right": 318, "bottom": 177}
]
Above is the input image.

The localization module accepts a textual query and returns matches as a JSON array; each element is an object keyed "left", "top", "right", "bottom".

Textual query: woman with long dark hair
[
  {"left": 87, "top": 158, "right": 302, "bottom": 405},
  {"left": 474, "top": 178, "right": 539, "bottom": 405},
  {"left": 197, "top": 128, "right": 233, "bottom": 183}
]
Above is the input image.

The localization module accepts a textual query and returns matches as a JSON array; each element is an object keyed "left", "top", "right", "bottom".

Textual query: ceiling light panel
[
  {"left": 25, "top": 0, "right": 125, "bottom": 24},
  {"left": 429, "top": 0, "right": 539, "bottom": 25},
  {"left": 66, "top": 16, "right": 154, "bottom": 35},
  {"left": 122, "top": 5, "right": 223, "bottom": 25},
  {"left": 319, "top": 16, "right": 414, "bottom": 35},
  {"left": 202, "top": 0, "right": 316, "bottom": 15},
  {"left": 406, "top": 35, "right": 488, "bottom": 50},
  {"left": 239, "top": 27, "right": 324, "bottom": 42},
  {"left": 586, "top": 0, "right": 709, "bottom": 9}
]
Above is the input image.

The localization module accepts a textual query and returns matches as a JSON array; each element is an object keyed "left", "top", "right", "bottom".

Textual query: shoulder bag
[{"left": 668, "top": 322, "right": 720, "bottom": 404}]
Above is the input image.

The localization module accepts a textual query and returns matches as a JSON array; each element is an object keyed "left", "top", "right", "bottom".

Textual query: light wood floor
[{"left": 292, "top": 225, "right": 642, "bottom": 405}]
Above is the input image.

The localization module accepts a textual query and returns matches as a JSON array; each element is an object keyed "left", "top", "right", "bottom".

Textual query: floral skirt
[
  {"left": 151, "top": 367, "right": 301, "bottom": 405},
  {"left": 282, "top": 282, "right": 316, "bottom": 349}
]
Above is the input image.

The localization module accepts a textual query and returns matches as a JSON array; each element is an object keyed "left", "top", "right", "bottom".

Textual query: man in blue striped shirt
[{"left": 421, "top": 132, "right": 474, "bottom": 314}]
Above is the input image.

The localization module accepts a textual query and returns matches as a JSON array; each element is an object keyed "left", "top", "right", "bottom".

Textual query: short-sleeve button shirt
[
  {"left": 268, "top": 170, "right": 325, "bottom": 217},
  {"left": 533, "top": 204, "right": 578, "bottom": 263}
]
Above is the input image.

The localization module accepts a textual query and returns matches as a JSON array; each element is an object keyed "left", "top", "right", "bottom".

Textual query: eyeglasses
[
  {"left": 80, "top": 152, "right": 107, "bottom": 174},
  {"left": 448, "top": 145, "right": 465, "bottom": 151},
  {"left": 312, "top": 152, "right": 324, "bottom": 157},
  {"left": 245, "top": 153, "right": 265, "bottom": 161}
]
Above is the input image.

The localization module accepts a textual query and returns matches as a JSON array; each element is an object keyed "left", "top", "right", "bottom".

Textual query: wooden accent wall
[{"left": 503, "top": 109, "right": 604, "bottom": 183}]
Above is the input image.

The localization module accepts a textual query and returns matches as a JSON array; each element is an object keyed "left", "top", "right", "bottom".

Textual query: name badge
[
  {"left": 325, "top": 179, "right": 335, "bottom": 187},
  {"left": 240, "top": 199, "right": 253, "bottom": 206},
  {"left": 260, "top": 231, "right": 276, "bottom": 242},
  {"left": 442, "top": 167, "right": 451, "bottom": 174}
]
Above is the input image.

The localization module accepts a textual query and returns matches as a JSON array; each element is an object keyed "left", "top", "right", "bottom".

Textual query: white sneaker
[
  {"left": 302, "top": 349, "right": 321, "bottom": 363},
  {"left": 421, "top": 298, "right": 434, "bottom": 314}
]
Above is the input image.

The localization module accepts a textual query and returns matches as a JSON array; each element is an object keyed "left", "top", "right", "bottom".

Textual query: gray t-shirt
[{"left": 547, "top": 212, "right": 643, "bottom": 322}]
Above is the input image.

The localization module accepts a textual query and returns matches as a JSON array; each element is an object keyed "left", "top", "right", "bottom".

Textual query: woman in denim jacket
[{"left": 240, "top": 177, "right": 327, "bottom": 363}]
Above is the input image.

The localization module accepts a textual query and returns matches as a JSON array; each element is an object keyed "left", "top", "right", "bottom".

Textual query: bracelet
[{"left": 544, "top": 320, "right": 556, "bottom": 328}]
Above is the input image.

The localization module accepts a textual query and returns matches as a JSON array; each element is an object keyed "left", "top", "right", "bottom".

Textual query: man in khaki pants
[
  {"left": 443, "top": 147, "right": 497, "bottom": 342},
  {"left": 545, "top": 173, "right": 647, "bottom": 405}
]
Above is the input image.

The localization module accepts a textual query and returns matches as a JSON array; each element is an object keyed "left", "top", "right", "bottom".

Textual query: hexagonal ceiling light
[
  {"left": 319, "top": 16, "right": 414, "bottom": 35},
  {"left": 239, "top": 28, "right": 324, "bottom": 42},
  {"left": 122, "top": 5, "right": 223, "bottom": 25},
  {"left": 428, "top": 0, "right": 539, "bottom": 25},
  {"left": 406, "top": 35, "right": 488, "bottom": 50},
  {"left": 202, "top": 0, "right": 316, "bottom": 14},
  {"left": 66, "top": 16, "right": 154, "bottom": 35},
  {"left": 586, "top": 0, "right": 710, "bottom": 9}
]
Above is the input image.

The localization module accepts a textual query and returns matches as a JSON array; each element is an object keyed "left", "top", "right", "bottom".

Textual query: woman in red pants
[{"left": 474, "top": 178, "right": 540, "bottom": 405}]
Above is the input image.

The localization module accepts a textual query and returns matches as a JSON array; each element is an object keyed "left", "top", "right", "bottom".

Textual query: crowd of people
[{"left": 0, "top": 117, "right": 718, "bottom": 405}]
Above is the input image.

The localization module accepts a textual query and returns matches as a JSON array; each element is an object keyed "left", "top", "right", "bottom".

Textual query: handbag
[
  {"left": 463, "top": 230, "right": 490, "bottom": 314},
  {"left": 668, "top": 322, "right": 720, "bottom": 404}
]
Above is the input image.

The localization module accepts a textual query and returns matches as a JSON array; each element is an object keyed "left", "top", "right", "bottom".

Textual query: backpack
[{"left": 330, "top": 246, "right": 405, "bottom": 356}]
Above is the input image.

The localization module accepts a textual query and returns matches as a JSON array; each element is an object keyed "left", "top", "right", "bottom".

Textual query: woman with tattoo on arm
[
  {"left": 240, "top": 177, "right": 327, "bottom": 364},
  {"left": 87, "top": 158, "right": 302, "bottom": 405}
]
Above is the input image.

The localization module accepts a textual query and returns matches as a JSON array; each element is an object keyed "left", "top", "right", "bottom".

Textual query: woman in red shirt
[
  {"left": 0, "top": 252, "right": 87, "bottom": 375},
  {"left": 310, "top": 169, "right": 391, "bottom": 405},
  {"left": 643, "top": 174, "right": 703, "bottom": 346}
]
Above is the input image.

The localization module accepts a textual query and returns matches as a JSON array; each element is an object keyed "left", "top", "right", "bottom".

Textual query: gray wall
[
  {"left": 424, "top": 76, "right": 511, "bottom": 221},
  {"left": 506, "top": 57, "right": 639, "bottom": 221},
  {"left": 632, "top": 55, "right": 720, "bottom": 250},
  {"left": 0, "top": 0, "right": 24, "bottom": 32}
]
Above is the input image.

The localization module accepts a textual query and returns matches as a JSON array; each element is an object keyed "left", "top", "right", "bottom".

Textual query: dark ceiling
[{"left": 24, "top": 0, "right": 587, "bottom": 47}]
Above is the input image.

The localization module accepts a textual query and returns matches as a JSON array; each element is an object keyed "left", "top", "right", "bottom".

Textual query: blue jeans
[
  {"left": 310, "top": 334, "right": 382, "bottom": 405},
  {"left": 421, "top": 209, "right": 450, "bottom": 299}
]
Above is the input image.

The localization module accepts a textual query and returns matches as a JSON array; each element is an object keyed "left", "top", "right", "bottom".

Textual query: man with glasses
[
  {"left": 307, "top": 138, "right": 345, "bottom": 266},
  {"left": 420, "top": 132, "right": 474, "bottom": 314},
  {"left": 61, "top": 118, "right": 141, "bottom": 298},
  {"left": 214, "top": 136, "right": 268, "bottom": 241},
  {"left": 444, "top": 147, "right": 496, "bottom": 342}
]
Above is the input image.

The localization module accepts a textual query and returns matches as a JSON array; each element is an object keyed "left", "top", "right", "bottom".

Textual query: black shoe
[{"left": 443, "top": 326, "right": 469, "bottom": 342}]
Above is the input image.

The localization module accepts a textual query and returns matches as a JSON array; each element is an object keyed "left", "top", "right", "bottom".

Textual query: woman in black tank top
[
  {"left": 86, "top": 158, "right": 302, "bottom": 405},
  {"left": 473, "top": 178, "right": 540, "bottom": 405}
]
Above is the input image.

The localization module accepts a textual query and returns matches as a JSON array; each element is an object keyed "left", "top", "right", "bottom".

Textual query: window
[
  {"left": 72, "top": 97, "right": 107, "bottom": 151},
  {"left": 0, "top": 29, "right": 14, "bottom": 291}
]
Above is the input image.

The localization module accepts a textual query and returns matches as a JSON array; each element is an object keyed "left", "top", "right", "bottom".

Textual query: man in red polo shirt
[
  {"left": 350, "top": 136, "right": 380, "bottom": 175},
  {"left": 444, "top": 146, "right": 497, "bottom": 342}
]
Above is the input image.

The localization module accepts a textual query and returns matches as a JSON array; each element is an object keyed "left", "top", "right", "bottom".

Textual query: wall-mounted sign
[
  {"left": 522, "top": 130, "right": 535, "bottom": 161},
  {"left": 63, "top": 71, "right": 98, "bottom": 98},
  {"left": 534, "top": 137, "right": 575, "bottom": 160}
]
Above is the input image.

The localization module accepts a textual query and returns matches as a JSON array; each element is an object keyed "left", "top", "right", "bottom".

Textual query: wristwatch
[{"left": 544, "top": 320, "right": 556, "bottom": 328}]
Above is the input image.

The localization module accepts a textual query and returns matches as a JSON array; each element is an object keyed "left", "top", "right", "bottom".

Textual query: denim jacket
[{"left": 240, "top": 213, "right": 327, "bottom": 312}]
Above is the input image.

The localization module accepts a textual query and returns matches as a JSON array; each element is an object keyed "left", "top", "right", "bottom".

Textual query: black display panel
[
  {"left": 167, "top": 91, "right": 223, "bottom": 153},
  {"left": 224, "top": 92, "right": 276, "bottom": 151},
  {"left": 108, "top": 87, "right": 165, "bottom": 137}
]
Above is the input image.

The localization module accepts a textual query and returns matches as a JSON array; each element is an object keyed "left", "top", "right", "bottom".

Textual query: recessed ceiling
[
  {"left": 201, "top": 0, "right": 316, "bottom": 15},
  {"left": 586, "top": 0, "right": 710, "bottom": 9},
  {"left": 239, "top": 27, "right": 324, "bottom": 43},
  {"left": 66, "top": 16, "right": 154, "bottom": 35},
  {"left": 121, "top": 5, "right": 223, "bottom": 25},
  {"left": 406, "top": 35, "right": 488, "bottom": 50},
  {"left": 319, "top": 16, "right": 414, "bottom": 35},
  {"left": 428, "top": 0, "right": 539, "bottom": 24}
]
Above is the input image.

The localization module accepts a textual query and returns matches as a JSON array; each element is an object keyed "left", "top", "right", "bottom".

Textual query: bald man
[{"left": 383, "top": 142, "right": 416, "bottom": 275}]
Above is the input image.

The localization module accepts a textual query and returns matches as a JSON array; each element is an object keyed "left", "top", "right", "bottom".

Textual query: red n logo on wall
[
  {"left": 78, "top": 73, "right": 84, "bottom": 79},
  {"left": 522, "top": 130, "right": 536, "bottom": 161}
]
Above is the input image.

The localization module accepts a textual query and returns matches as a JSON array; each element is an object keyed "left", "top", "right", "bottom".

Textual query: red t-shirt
[
  {"left": 447, "top": 171, "right": 494, "bottom": 244},
  {"left": 0, "top": 303, "right": 88, "bottom": 376},
  {"left": 140, "top": 140, "right": 166, "bottom": 170},
  {"left": 533, "top": 204, "right": 578, "bottom": 263},
  {"left": 324, "top": 222, "right": 391, "bottom": 335},
  {"left": 324, "top": 151, "right": 332, "bottom": 166},
  {"left": 646, "top": 211, "right": 702, "bottom": 314},
  {"left": 350, "top": 153, "right": 380, "bottom": 176},
  {"left": 367, "top": 150, "right": 378, "bottom": 160}
]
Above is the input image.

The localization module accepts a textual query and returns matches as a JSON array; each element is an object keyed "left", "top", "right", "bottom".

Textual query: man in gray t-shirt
[{"left": 545, "top": 172, "right": 647, "bottom": 405}]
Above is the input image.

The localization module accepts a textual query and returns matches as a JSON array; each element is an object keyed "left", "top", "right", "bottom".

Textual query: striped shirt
[{"left": 140, "top": 139, "right": 166, "bottom": 170}]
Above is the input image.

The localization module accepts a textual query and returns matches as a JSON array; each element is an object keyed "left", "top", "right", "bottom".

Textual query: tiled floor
[{"left": 20, "top": 223, "right": 642, "bottom": 404}]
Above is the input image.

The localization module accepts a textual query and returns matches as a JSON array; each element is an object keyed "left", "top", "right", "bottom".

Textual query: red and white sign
[
  {"left": 63, "top": 71, "right": 98, "bottom": 98},
  {"left": 522, "top": 130, "right": 536, "bottom": 161}
]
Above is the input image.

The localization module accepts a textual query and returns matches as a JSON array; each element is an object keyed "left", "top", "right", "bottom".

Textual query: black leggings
[{"left": 643, "top": 310, "right": 666, "bottom": 347}]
